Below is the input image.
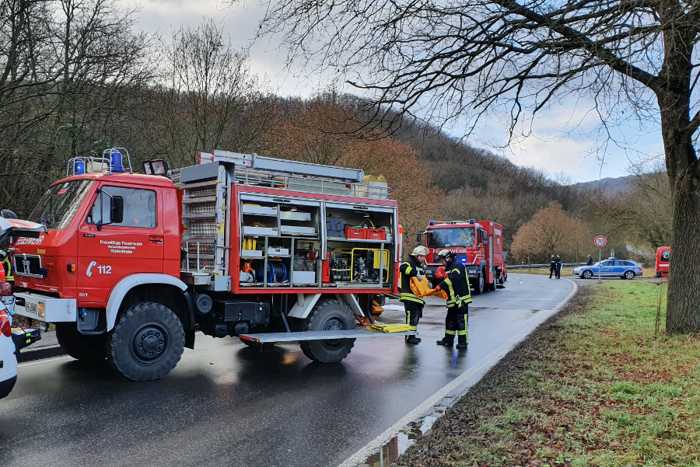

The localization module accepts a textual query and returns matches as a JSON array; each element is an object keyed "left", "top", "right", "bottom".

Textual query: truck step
[{"left": 239, "top": 328, "right": 416, "bottom": 344}]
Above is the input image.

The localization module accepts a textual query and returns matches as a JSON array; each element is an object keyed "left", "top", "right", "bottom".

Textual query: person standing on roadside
[
  {"left": 399, "top": 246, "right": 429, "bottom": 345},
  {"left": 549, "top": 255, "right": 557, "bottom": 279},
  {"left": 434, "top": 250, "right": 472, "bottom": 350},
  {"left": 555, "top": 255, "right": 562, "bottom": 279}
]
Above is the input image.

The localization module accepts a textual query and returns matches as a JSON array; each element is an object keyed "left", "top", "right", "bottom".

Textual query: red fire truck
[
  {"left": 10, "top": 149, "right": 410, "bottom": 381},
  {"left": 655, "top": 246, "right": 671, "bottom": 277},
  {"left": 420, "top": 219, "right": 507, "bottom": 294}
]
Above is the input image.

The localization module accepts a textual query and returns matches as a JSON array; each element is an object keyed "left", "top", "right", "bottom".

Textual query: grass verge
[{"left": 398, "top": 281, "right": 699, "bottom": 466}]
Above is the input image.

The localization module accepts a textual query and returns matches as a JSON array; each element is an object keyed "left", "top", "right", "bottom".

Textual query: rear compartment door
[{"left": 77, "top": 185, "right": 164, "bottom": 307}]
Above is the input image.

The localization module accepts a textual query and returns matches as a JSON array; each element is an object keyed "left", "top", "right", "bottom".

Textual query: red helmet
[{"left": 434, "top": 266, "right": 446, "bottom": 280}]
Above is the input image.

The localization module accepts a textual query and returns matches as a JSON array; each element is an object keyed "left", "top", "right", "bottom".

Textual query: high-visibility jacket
[
  {"left": 2, "top": 257, "right": 13, "bottom": 281},
  {"left": 399, "top": 257, "right": 425, "bottom": 305},
  {"left": 437, "top": 262, "right": 472, "bottom": 308}
]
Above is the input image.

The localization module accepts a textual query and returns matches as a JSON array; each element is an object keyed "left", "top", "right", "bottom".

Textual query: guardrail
[{"left": 507, "top": 262, "right": 587, "bottom": 270}]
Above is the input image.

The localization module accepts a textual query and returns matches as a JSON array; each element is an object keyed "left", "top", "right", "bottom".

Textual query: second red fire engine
[{"left": 420, "top": 219, "right": 507, "bottom": 294}]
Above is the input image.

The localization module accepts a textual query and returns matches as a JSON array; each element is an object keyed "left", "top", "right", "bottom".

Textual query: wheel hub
[
  {"left": 322, "top": 318, "right": 345, "bottom": 348},
  {"left": 133, "top": 326, "right": 167, "bottom": 361},
  {"left": 323, "top": 318, "right": 344, "bottom": 331}
]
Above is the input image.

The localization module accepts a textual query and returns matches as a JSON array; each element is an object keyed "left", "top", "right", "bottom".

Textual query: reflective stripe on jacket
[
  {"left": 439, "top": 263, "right": 472, "bottom": 308},
  {"left": 399, "top": 259, "right": 425, "bottom": 305}
]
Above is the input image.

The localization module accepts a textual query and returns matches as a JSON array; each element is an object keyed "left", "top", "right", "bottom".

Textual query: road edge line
[{"left": 339, "top": 278, "right": 579, "bottom": 467}]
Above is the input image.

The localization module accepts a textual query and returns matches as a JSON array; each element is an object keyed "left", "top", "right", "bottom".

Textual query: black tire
[
  {"left": 582, "top": 270, "right": 593, "bottom": 280},
  {"left": 623, "top": 270, "right": 635, "bottom": 280},
  {"left": 300, "top": 299, "right": 356, "bottom": 364},
  {"left": 108, "top": 302, "right": 185, "bottom": 381},
  {"left": 55, "top": 323, "right": 107, "bottom": 363}
]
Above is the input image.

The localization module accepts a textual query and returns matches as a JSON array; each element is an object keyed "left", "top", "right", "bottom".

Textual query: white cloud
[{"left": 120, "top": 0, "right": 339, "bottom": 97}]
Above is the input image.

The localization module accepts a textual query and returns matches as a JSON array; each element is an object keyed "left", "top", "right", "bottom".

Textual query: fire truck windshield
[
  {"left": 428, "top": 228, "right": 475, "bottom": 248},
  {"left": 29, "top": 180, "right": 93, "bottom": 230}
]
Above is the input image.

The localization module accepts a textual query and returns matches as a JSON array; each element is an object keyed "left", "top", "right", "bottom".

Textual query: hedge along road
[{"left": 1, "top": 273, "right": 574, "bottom": 467}]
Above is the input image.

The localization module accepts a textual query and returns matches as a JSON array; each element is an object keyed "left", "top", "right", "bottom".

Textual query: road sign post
[{"left": 593, "top": 235, "right": 608, "bottom": 283}]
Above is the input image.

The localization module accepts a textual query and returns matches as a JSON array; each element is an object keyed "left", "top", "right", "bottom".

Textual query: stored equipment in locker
[
  {"left": 255, "top": 261, "right": 289, "bottom": 284},
  {"left": 330, "top": 254, "right": 351, "bottom": 282}
]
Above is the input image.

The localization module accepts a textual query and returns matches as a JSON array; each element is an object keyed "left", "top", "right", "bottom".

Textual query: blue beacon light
[
  {"left": 110, "top": 148, "right": 125, "bottom": 173},
  {"left": 73, "top": 159, "right": 86, "bottom": 175}
]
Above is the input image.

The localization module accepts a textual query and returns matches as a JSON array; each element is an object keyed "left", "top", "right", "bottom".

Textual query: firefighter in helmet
[
  {"left": 399, "top": 245, "right": 429, "bottom": 345},
  {"left": 434, "top": 249, "right": 472, "bottom": 350}
]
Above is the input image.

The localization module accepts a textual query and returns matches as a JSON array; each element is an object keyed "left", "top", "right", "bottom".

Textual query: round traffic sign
[{"left": 593, "top": 235, "right": 608, "bottom": 249}]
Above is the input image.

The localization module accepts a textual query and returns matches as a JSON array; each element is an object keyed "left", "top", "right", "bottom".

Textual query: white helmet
[{"left": 411, "top": 245, "right": 429, "bottom": 257}]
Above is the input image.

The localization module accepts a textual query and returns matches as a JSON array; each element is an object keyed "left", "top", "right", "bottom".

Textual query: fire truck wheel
[
  {"left": 108, "top": 301, "right": 185, "bottom": 381},
  {"left": 300, "top": 299, "right": 356, "bottom": 364},
  {"left": 55, "top": 324, "right": 107, "bottom": 363}
]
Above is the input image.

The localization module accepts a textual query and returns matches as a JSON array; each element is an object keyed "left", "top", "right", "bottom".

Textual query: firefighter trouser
[
  {"left": 403, "top": 300, "right": 423, "bottom": 343},
  {"left": 403, "top": 300, "right": 423, "bottom": 327},
  {"left": 443, "top": 305, "right": 468, "bottom": 345}
]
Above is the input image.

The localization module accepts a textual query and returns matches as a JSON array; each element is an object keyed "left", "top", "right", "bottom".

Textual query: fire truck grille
[{"left": 14, "top": 254, "right": 43, "bottom": 277}]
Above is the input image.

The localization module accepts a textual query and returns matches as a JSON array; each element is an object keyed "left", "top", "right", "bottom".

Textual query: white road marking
[{"left": 18, "top": 354, "right": 71, "bottom": 367}]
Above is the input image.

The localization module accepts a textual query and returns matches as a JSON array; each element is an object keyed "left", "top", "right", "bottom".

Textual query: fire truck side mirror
[
  {"left": 109, "top": 196, "right": 124, "bottom": 225},
  {"left": 416, "top": 232, "right": 423, "bottom": 243},
  {"left": 95, "top": 190, "right": 124, "bottom": 230}
]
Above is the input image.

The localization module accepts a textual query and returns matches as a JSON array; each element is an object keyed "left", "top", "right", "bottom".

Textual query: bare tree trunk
[
  {"left": 659, "top": 91, "right": 700, "bottom": 333},
  {"left": 666, "top": 165, "right": 700, "bottom": 333}
]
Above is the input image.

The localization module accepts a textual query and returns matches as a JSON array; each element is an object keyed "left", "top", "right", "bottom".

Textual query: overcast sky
[{"left": 121, "top": 0, "right": 665, "bottom": 184}]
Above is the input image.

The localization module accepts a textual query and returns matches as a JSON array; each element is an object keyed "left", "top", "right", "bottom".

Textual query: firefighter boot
[
  {"left": 456, "top": 335, "right": 468, "bottom": 350},
  {"left": 405, "top": 335, "right": 421, "bottom": 345},
  {"left": 436, "top": 336, "right": 454, "bottom": 347}
]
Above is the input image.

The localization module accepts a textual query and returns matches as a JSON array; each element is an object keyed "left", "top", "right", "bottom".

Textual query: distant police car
[{"left": 574, "top": 259, "right": 643, "bottom": 280}]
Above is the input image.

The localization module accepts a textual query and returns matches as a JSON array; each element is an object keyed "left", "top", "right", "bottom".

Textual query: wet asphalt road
[{"left": 1, "top": 274, "right": 573, "bottom": 467}]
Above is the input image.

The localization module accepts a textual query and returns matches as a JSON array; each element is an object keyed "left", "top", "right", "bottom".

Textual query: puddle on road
[{"left": 359, "top": 396, "right": 455, "bottom": 467}]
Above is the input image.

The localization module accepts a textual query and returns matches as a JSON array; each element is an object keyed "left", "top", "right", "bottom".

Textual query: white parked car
[{"left": 0, "top": 304, "right": 17, "bottom": 399}]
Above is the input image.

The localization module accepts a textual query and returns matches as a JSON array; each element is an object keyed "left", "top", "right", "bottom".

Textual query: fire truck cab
[
  {"left": 655, "top": 246, "right": 671, "bottom": 278},
  {"left": 420, "top": 219, "right": 507, "bottom": 294},
  {"left": 11, "top": 148, "right": 409, "bottom": 381}
]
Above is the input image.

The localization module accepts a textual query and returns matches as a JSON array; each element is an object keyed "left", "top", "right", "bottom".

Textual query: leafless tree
[
  {"left": 0, "top": 0, "right": 152, "bottom": 214},
  {"left": 161, "top": 20, "right": 259, "bottom": 165},
  {"left": 260, "top": 0, "right": 700, "bottom": 333},
  {"left": 0, "top": 1, "right": 56, "bottom": 137},
  {"left": 50, "top": 0, "right": 153, "bottom": 158}
]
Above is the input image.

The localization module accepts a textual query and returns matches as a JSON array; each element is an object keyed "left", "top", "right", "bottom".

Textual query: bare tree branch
[{"left": 689, "top": 110, "right": 700, "bottom": 134}]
